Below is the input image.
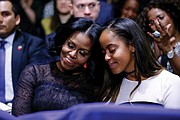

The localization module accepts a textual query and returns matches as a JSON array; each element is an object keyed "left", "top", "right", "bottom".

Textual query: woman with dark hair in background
[
  {"left": 114, "top": 0, "right": 141, "bottom": 20},
  {"left": 12, "top": 18, "right": 102, "bottom": 116},
  {"left": 41, "top": 0, "right": 73, "bottom": 35},
  {"left": 136, "top": 0, "right": 180, "bottom": 75},
  {"left": 98, "top": 18, "right": 180, "bottom": 109}
]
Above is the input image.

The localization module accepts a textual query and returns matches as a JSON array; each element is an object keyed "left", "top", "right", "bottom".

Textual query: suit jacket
[
  {"left": 96, "top": 1, "right": 114, "bottom": 26},
  {"left": 12, "top": 30, "right": 48, "bottom": 91}
]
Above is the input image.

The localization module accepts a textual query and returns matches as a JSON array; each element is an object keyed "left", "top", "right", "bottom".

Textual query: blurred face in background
[
  {"left": 56, "top": 0, "right": 71, "bottom": 15},
  {"left": 70, "top": 0, "right": 100, "bottom": 21},
  {"left": 120, "top": 0, "right": 140, "bottom": 20}
]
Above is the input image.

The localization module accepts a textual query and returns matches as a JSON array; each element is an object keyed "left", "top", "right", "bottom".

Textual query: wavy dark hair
[
  {"left": 98, "top": 18, "right": 163, "bottom": 102},
  {"left": 49, "top": 17, "right": 102, "bottom": 84},
  {"left": 136, "top": 0, "right": 180, "bottom": 40}
]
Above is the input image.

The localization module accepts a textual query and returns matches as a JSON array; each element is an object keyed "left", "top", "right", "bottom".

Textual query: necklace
[{"left": 125, "top": 70, "right": 135, "bottom": 76}]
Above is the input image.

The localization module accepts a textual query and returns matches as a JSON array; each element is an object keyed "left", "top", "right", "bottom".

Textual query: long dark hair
[
  {"left": 50, "top": 0, "right": 61, "bottom": 31},
  {"left": 99, "top": 18, "right": 163, "bottom": 102}
]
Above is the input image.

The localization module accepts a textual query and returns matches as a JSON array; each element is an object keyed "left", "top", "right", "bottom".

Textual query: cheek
[
  {"left": 162, "top": 18, "right": 174, "bottom": 35},
  {"left": 116, "top": 51, "right": 130, "bottom": 64},
  {"left": 60, "top": 46, "right": 68, "bottom": 56},
  {"left": 110, "top": 53, "right": 129, "bottom": 74},
  {"left": 115, "top": 48, "right": 132, "bottom": 65},
  {"left": 121, "top": 9, "right": 127, "bottom": 15},
  {"left": 74, "top": 10, "right": 83, "bottom": 16},
  {"left": 132, "top": 13, "right": 138, "bottom": 18},
  {"left": 112, "top": 48, "right": 125, "bottom": 61},
  {"left": 168, "top": 24, "right": 175, "bottom": 36}
]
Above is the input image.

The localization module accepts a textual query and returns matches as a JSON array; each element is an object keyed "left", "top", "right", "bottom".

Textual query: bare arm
[{"left": 21, "top": 0, "right": 36, "bottom": 24}]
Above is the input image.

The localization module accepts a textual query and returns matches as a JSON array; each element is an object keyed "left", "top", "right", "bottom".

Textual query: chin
[{"left": 111, "top": 70, "right": 120, "bottom": 75}]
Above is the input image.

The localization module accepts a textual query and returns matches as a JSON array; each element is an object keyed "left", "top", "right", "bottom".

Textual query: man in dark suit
[
  {"left": 0, "top": 0, "right": 47, "bottom": 105},
  {"left": 96, "top": 1, "right": 113, "bottom": 26}
]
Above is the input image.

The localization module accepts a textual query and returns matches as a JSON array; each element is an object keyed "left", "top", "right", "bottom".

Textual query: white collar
[{"left": 0, "top": 32, "right": 16, "bottom": 45}]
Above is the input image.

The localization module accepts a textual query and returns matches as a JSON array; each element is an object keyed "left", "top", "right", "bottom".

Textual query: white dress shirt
[{"left": 1, "top": 32, "right": 16, "bottom": 103}]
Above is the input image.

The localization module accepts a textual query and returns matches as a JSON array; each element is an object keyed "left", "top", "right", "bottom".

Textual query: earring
[{"left": 83, "top": 63, "right": 87, "bottom": 69}]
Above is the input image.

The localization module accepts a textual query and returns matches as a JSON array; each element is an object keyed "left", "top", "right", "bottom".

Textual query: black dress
[{"left": 12, "top": 61, "right": 98, "bottom": 116}]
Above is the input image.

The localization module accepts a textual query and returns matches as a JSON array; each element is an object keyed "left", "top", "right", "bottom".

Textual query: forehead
[
  {"left": 72, "top": 0, "right": 98, "bottom": 4},
  {"left": 69, "top": 32, "right": 92, "bottom": 49},
  {"left": 124, "top": 0, "right": 139, "bottom": 8},
  {"left": 0, "top": 1, "right": 13, "bottom": 12},
  {"left": 100, "top": 30, "right": 117, "bottom": 46},
  {"left": 147, "top": 8, "right": 165, "bottom": 20}
]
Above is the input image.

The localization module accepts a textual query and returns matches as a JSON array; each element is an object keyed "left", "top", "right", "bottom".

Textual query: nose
[
  {"left": 69, "top": 50, "right": 77, "bottom": 59},
  {"left": 105, "top": 53, "right": 111, "bottom": 62},
  {"left": 127, "top": 11, "right": 134, "bottom": 18},
  {"left": 84, "top": 6, "right": 91, "bottom": 15}
]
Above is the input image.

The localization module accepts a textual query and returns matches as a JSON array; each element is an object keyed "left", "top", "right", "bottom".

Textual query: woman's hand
[
  {"left": 20, "top": 0, "right": 36, "bottom": 24},
  {"left": 20, "top": 0, "right": 33, "bottom": 9},
  {"left": 147, "top": 18, "right": 176, "bottom": 55},
  {"left": 153, "top": 41, "right": 162, "bottom": 58}
]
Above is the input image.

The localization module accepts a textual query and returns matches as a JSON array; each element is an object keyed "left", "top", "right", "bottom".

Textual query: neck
[
  {"left": 56, "top": 61, "right": 84, "bottom": 75},
  {"left": 125, "top": 70, "right": 136, "bottom": 80},
  {"left": 125, "top": 70, "right": 148, "bottom": 81},
  {"left": 59, "top": 14, "right": 71, "bottom": 24}
]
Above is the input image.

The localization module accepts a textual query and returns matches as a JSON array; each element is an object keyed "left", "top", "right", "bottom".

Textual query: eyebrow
[
  {"left": 68, "top": 39, "right": 91, "bottom": 52},
  {"left": 105, "top": 44, "right": 115, "bottom": 49},
  {"left": 79, "top": 48, "right": 91, "bottom": 53}
]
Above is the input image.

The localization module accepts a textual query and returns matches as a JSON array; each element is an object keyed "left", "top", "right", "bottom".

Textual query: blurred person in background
[
  {"left": 0, "top": 0, "right": 47, "bottom": 109},
  {"left": 137, "top": 0, "right": 180, "bottom": 75},
  {"left": 70, "top": 0, "right": 113, "bottom": 26},
  {"left": 16, "top": 0, "right": 45, "bottom": 38},
  {"left": 41, "top": 0, "right": 73, "bottom": 35},
  {"left": 114, "top": 0, "right": 140, "bottom": 20}
]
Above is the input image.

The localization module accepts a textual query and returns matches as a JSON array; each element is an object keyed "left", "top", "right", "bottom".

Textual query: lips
[
  {"left": 108, "top": 61, "right": 117, "bottom": 69},
  {"left": 85, "top": 16, "right": 93, "bottom": 20},
  {"left": 0, "top": 25, "right": 5, "bottom": 29},
  {"left": 64, "top": 57, "right": 75, "bottom": 66}
]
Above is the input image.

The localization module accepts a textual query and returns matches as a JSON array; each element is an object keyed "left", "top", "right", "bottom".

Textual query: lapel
[{"left": 12, "top": 31, "right": 24, "bottom": 86}]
